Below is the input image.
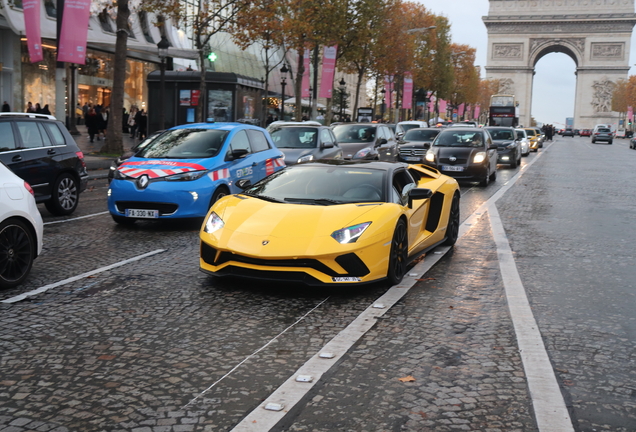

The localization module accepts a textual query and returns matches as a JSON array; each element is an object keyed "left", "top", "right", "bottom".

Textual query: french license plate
[
  {"left": 404, "top": 156, "right": 421, "bottom": 162},
  {"left": 125, "top": 209, "right": 159, "bottom": 218},
  {"left": 441, "top": 165, "right": 464, "bottom": 172},
  {"left": 332, "top": 277, "right": 361, "bottom": 282}
]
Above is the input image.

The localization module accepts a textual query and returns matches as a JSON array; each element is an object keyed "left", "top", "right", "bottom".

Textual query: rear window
[
  {"left": 487, "top": 129, "right": 515, "bottom": 140},
  {"left": 333, "top": 125, "right": 376, "bottom": 143},
  {"left": 403, "top": 129, "right": 439, "bottom": 141},
  {"left": 597, "top": 128, "right": 611, "bottom": 133}
]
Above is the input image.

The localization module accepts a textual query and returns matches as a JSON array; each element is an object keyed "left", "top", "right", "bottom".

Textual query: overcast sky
[{"left": 420, "top": 0, "right": 636, "bottom": 126}]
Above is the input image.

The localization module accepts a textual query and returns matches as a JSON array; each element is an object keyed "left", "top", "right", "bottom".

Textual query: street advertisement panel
[
  {"left": 319, "top": 45, "right": 337, "bottom": 99},
  {"left": 301, "top": 49, "right": 311, "bottom": 98},
  {"left": 357, "top": 107, "right": 374, "bottom": 122},
  {"left": 402, "top": 73, "right": 413, "bottom": 109},
  {"left": 57, "top": 0, "right": 91, "bottom": 64},
  {"left": 23, "top": 0, "right": 43, "bottom": 63},
  {"left": 191, "top": 90, "right": 200, "bottom": 106},
  {"left": 180, "top": 90, "right": 192, "bottom": 106}
]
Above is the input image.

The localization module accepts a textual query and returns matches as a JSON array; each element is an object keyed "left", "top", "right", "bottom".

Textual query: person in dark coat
[
  {"left": 35, "top": 103, "right": 42, "bottom": 113},
  {"left": 85, "top": 108, "right": 99, "bottom": 143},
  {"left": 97, "top": 107, "right": 108, "bottom": 140},
  {"left": 137, "top": 110, "right": 147, "bottom": 140},
  {"left": 41, "top": 104, "right": 51, "bottom": 115},
  {"left": 2, "top": 101, "right": 10, "bottom": 112}
]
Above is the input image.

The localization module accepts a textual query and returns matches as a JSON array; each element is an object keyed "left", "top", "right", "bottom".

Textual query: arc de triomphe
[{"left": 483, "top": 0, "right": 636, "bottom": 128}]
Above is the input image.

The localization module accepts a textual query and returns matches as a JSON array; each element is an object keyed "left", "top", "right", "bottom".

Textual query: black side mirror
[
  {"left": 236, "top": 179, "right": 252, "bottom": 189},
  {"left": 321, "top": 142, "right": 334, "bottom": 149},
  {"left": 226, "top": 148, "right": 249, "bottom": 161},
  {"left": 408, "top": 188, "right": 433, "bottom": 208},
  {"left": 377, "top": 138, "right": 388, "bottom": 146}
]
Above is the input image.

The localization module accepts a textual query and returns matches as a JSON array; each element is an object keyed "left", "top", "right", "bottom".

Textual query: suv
[
  {"left": 591, "top": 126, "right": 613, "bottom": 144},
  {"left": 268, "top": 123, "right": 342, "bottom": 165},
  {"left": 331, "top": 123, "right": 398, "bottom": 161},
  {"left": 0, "top": 113, "right": 88, "bottom": 215}
]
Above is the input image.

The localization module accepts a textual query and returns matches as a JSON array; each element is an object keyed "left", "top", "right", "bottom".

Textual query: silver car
[{"left": 268, "top": 124, "right": 343, "bottom": 165}]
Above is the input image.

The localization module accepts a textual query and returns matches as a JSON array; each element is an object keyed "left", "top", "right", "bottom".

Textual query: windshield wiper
[
  {"left": 241, "top": 192, "right": 286, "bottom": 203},
  {"left": 285, "top": 197, "right": 343, "bottom": 205}
]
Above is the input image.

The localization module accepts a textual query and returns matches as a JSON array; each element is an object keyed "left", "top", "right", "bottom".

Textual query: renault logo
[
  {"left": 262, "top": 240, "right": 269, "bottom": 246},
  {"left": 449, "top": 156, "right": 457, "bottom": 162},
  {"left": 137, "top": 175, "right": 150, "bottom": 189}
]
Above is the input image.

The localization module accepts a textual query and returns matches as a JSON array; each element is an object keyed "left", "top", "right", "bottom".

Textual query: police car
[{"left": 107, "top": 123, "right": 285, "bottom": 223}]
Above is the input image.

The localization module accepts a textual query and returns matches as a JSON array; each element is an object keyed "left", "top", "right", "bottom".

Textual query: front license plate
[
  {"left": 125, "top": 209, "right": 159, "bottom": 218},
  {"left": 332, "top": 277, "right": 362, "bottom": 282},
  {"left": 441, "top": 165, "right": 464, "bottom": 172},
  {"left": 404, "top": 156, "right": 421, "bottom": 162}
]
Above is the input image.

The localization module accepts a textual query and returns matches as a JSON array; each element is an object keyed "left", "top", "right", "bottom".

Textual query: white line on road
[
  {"left": 488, "top": 205, "right": 574, "bottom": 432},
  {"left": 1, "top": 249, "right": 166, "bottom": 304},
  {"left": 43, "top": 211, "right": 109, "bottom": 225}
]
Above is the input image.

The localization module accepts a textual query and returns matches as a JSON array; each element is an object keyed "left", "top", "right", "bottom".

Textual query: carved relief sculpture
[
  {"left": 591, "top": 43, "right": 624, "bottom": 60},
  {"left": 591, "top": 79, "right": 615, "bottom": 113},
  {"left": 498, "top": 78, "right": 515, "bottom": 95},
  {"left": 493, "top": 43, "right": 523, "bottom": 59}
]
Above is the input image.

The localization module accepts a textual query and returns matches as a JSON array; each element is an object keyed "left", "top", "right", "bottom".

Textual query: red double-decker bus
[{"left": 488, "top": 94, "right": 518, "bottom": 127}]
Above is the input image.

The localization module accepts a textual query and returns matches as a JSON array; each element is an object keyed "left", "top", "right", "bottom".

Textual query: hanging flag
[
  {"left": 628, "top": 106, "right": 633, "bottom": 123},
  {"left": 458, "top": 103, "right": 465, "bottom": 117},
  {"left": 474, "top": 105, "right": 481, "bottom": 120},
  {"left": 439, "top": 99, "right": 447, "bottom": 115},
  {"left": 428, "top": 93, "right": 435, "bottom": 113},
  {"left": 402, "top": 73, "right": 413, "bottom": 110},
  {"left": 318, "top": 45, "right": 338, "bottom": 99},
  {"left": 301, "top": 48, "right": 311, "bottom": 98},
  {"left": 23, "top": 0, "right": 43, "bottom": 63},
  {"left": 57, "top": 0, "right": 92, "bottom": 64}
]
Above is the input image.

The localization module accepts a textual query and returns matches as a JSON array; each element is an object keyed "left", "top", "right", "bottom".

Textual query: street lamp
[
  {"left": 157, "top": 36, "right": 170, "bottom": 130},
  {"left": 280, "top": 62, "right": 288, "bottom": 120},
  {"left": 339, "top": 78, "right": 346, "bottom": 121},
  {"left": 380, "top": 88, "right": 386, "bottom": 122}
]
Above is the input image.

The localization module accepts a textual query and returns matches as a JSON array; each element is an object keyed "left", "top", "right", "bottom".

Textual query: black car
[
  {"left": 268, "top": 124, "right": 342, "bottom": 165},
  {"left": 562, "top": 128, "right": 574, "bottom": 137},
  {"left": 332, "top": 123, "right": 398, "bottom": 161},
  {"left": 397, "top": 128, "right": 440, "bottom": 163},
  {"left": 0, "top": 112, "right": 88, "bottom": 215},
  {"left": 484, "top": 126, "right": 522, "bottom": 168},
  {"left": 423, "top": 127, "right": 498, "bottom": 186}
]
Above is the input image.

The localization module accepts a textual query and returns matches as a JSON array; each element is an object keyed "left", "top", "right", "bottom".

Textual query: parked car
[
  {"left": 580, "top": 129, "right": 592, "bottom": 137},
  {"left": 514, "top": 128, "right": 531, "bottom": 156},
  {"left": 108, "top": 130, "right": 165, "bottom": 183},
  {"left": 523, "top": 128, "right": 541, "bottom": 152},
  {"left": 529, "top": 126, "right": 545, "bottom": 147},
  {"left": 268, "top": 123, "right": 342, "bottom": 165},
  {"left": 591, "top": 126, "right": 613, "bottom": 144},
  {"left": 0, "top": 112, "right": 88, "bottom": 215},
  {"left": 562, "top": 128, "right": 575, "bottom": 137},
  {"left": 332, "top": 123, "right": 398, "bottom": 161},
  {"left": 629, "top": 136, "right": 636, "bottom": 149},
  {"left": 484, "top": 126, "right": 522, "bottom": 168},
  {"left": 424, "top": 127, "right": 498, "bottom": 186},
  {"left": 0, "top": 161, "right": 44, "bottom": 288},
  {"left": 395, "top": 120, "right": 428, "bottom": 139},
  {"left": 397, "top": 128, "right": 441, "bottom": 163},
  {"left": 107, "top": 122, "right": 285, "bottom": 224}
]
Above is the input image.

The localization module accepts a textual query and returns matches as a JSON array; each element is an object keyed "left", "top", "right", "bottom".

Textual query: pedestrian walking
[
  {"left": 137, "top": 110, "right": 147, "bottom": 139},
  {"left": 35, "top": 103, "right": 42, "bottom": 113},
  {"left": 128, "top": 106, "right": 138, "bottom": 138},
  {"left": 26, "top": 102, "right": 35, "bottom": 113},
  {"left": 98, "top": 107, "right": 108, "bottom": 140},
  {"left": 41, "top": 104, "right": 51, "bottom": 115},
  {"left": 85, "top": 108, "right": 99, "bottom": 143},
  {"left": 122, "top": 108, "right": 129, "bottom": 134},
  {"left": 1, "top": 101, "right": 10, "bottom": 112}
]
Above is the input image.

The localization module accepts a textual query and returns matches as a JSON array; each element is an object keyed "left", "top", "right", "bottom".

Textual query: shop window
[
  {"left": 44, "top": 0, "right": 56, "bottom": 17},
  {"left": 99, "top": 11, "right": 114, "bottom": 33},
  {"left": 138, "top": 11, "right": 155, "bottom": 44}
]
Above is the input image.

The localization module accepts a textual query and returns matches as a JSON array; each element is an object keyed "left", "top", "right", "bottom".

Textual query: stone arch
[{"left": 483, "top": 0, "right": 636, "bottom": 128}]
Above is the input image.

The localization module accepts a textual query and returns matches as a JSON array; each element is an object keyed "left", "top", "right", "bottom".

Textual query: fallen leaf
[
  {"left": 556, "top": 368, "right": 569, "bottom": 374},
  {"left": 563, "top": 380, "right": 575, "bottom": 386},
  {"left": 398, "top": 375, "right": 416, "bottom": 382},
  {"left": 449, "top": 305, "right": 454, "bottom": 309}
]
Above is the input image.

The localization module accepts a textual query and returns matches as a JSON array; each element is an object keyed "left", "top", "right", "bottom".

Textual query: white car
[
  {"left": 1, "top": 161, "right": 44, "bottom": 288},
  {"left": 616, "top": 129, "right": 626, "bottom": 138},
  {"left": 396, "top": 120, "right": 429, "bottom": 138},
  {"left": 514, "top": 128, "right": 531, "bottom": 156}
]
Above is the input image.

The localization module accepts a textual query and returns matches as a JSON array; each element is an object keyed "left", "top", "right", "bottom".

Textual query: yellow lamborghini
[{"left": 199, "top": 160, "right": 460, "bottom": 286}]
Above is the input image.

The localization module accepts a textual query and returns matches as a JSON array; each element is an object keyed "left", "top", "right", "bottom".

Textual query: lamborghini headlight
[
  {"left": 331, "top": 222, "right": 371, "bottom": 244},
  {"left": 165, "top": 170, "right": 207, "bottom": 181},
  {"left": 297, "top": 154, "right": 314, "bottom": 163},
  {"left": 204, "top": 211, "right": 224, "bottom": 233},
  {"left": 473, "top": 152, "right": 487, "bottom": 163},
  {"left": 425, "top": 151, "right": 435, "bottom": 162}
]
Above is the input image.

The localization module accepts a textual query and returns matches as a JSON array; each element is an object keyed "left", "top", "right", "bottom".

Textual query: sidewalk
[{"left": 71, "top": 124, "right": 140, "bottom": 179}]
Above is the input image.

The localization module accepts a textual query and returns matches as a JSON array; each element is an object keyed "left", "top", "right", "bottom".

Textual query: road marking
[
  {"left": 488, "top": 205, "right": 574, "bottom": 432},
  {"left": 232, "top": 144, "right": 567, "bottom": 431},
  {"left": 181, "top": 297, "right": 330, "bottom": 411},
  {"left": 43, "top": 211, "right": 109, "bottom": 225},
  {"left": 1, "top": 249, "right": 166, "bottom": 304}
]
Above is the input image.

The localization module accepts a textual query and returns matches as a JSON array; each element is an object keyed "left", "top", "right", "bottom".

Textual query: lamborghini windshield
[{"left": 242, "top": 165, "right": 386, "bottom": 204}]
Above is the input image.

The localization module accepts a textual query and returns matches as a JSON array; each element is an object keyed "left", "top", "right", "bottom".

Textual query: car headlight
[
  {"left": 354, "top": 147, "right": 372, "bottom": 159},
  {"left": 204, "top": 211, "right": 224, "bottom": 233},
  {"left": 114, "top": 169, "right": 129, "bottom": 180},
  {"left": 165, "top": 170, "right": 207, "bottom": 181},
  {"left": 331, "top": 222, "right": 371, "bottom": 244},
  {"left": 473, "top": 152, "right": 487, "bottom": 163},
  {"left": 505, "top": 142, "right": 516, "bottom": 149},
  {"left": 425, "top": 151, "right": 435, "bottom": 162},
  {"left": 297, "top": 154, "right": 314, "bottom": 163}
]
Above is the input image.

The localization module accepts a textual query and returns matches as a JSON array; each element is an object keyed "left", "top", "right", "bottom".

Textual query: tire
[
  {"left": 0, "top": 219, "right": 35, "bottom": 289},
  {"left": 510, "top": 157, "right": 517, "bottom": 169},
  {"left": 45, "top": 173, "right": 79, "bottom": 216},
  {"left": 479, "top": 169, "right": 490, "bottom": 187},
  {"left": 112, "top": 215, "right": 136, "bottom": 225},
  {"left": 386, "top": 219, "right": 408, "bottom": 286},
  {"left": 489, "top": 168, "right": 497, "bottom": 181},
  {"left": 210, "top": 186, "right": 230, "bottom": 208},
  {"left": 608, "top": 140, "right": 613, "bottom": 144},
  {"left": 591, "top": 139, "right": 596, "bottom": 143},
  {"left": 443, "top": 194, "right": 460, "bottom": 247}
]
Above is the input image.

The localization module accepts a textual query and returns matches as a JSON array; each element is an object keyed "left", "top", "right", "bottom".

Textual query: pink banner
[
  {"left": 439, "top": 99, "right": 447, "bottom": 114},
  {"left": 57, "top": 0, "right": 91, "bottom": 64},
  {"left": 402, "top": 73, "right": 413, "bottom": 109},
  {"left": 458, "top": 103, "right": 465, "bottom": 117},
  {"left": 301, "top": 49, "right": 311, "bottom": 98},
  {"left": 428, "top": 92, "right": 435, "bottom": 112},
  {"left": 23, "top": 0, "right": 43, "bottom": 63},
  {"left": 319, "top": 45, "right": 337, "bottom": 99},
  {"left": 628, "top": 106, "right": 633, "bottom": 122},
  {"left": 474, "top": 105, "right": 481, "bottom": 119}
]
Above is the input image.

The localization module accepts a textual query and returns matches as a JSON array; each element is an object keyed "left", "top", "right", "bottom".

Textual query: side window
[
  {"left": 329, "top": 130, "right": 338, "bottom": 145},
  {"left": 16, "top": 121, "right": 45, "bottom": 149},
  {"left": 246, "top": 129, "right": 270, "bottom": 153},
  {"left": 37, "top": 123, "right": 53, "bottom": 147},
  {"left": 320, "top": 129, "right": 332, "bottom": 144},
  {"left": 393, "top": 170, "right": 416, "bottom": 205},
  {"left": 43, "top": 123, "right": 66, "bottom": 146},
  {"left": 0, "top": 122, "right": 17, "bottom": 152},
  {"left": 229, "top": 130, "right": 252, "bottom": 155}
]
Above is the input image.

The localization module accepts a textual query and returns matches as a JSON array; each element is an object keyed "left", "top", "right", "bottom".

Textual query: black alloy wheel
[
  {"left": 479, "top": 167, "right": 490, "bottom": 187},
  {"left": 443, "top": 194, "right": 460, "bottom": 246},
  {"left": 45, "top": 173, "right": 79, "bottom": 216},
  {"left": 0, "top": 219, "right": 35, "bottom": 289},
  {"left": 387, "top": 220, "right": 408, "bottom": 285}
]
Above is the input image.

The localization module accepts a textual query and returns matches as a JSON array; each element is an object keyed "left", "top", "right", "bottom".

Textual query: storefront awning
[{"left": 89, "top": 42, "right": 199, "bottom": 62}]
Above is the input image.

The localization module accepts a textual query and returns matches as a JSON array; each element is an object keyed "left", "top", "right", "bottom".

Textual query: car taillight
[
  {"left": 76, "top": 151, "right": 86, "bottom": 168},
  {"left": 23, "top": 181, "right": 34, "bottom": 196}
]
